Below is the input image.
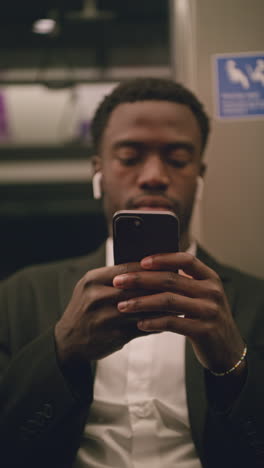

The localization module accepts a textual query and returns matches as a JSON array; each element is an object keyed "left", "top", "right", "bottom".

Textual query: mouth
[{"left": 132, "top": 197, "right": 174, "bottom": 212}]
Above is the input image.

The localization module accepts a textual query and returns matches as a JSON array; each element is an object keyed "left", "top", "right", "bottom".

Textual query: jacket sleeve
[
  {"left": 0, "top": 269, "right": 93, "bottom": 468},
  {"left": 204, "top": 274, "right": 264, "bottom": 468}
]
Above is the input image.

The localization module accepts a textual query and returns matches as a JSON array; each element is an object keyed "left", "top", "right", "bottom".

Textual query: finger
[
  {"left": 113, "top": 270, "right": 213, "bottom": 299},
  {"left": 141, "top": 252, "right": 219, "bottom": 281},
  {"left": 82, "top": 283, "right": 154, "bottom": 310},
  {"left": 117, "top": 292, "right": 209, "bottom": 319},
  {"left": 81, "top": 261, "right": 142, "bottom": 286},
  {"left": 137, "top": 315, "right": 202, "bottom": 336}
]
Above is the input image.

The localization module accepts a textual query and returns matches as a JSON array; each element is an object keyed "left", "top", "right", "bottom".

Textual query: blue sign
[{"left": 214, "top": 53, "right": 264, "bottom": 119}]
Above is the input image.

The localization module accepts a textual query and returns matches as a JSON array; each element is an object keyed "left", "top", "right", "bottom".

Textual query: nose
[{"left": 137, "top": 155, "right": 169, "bottom": 191}]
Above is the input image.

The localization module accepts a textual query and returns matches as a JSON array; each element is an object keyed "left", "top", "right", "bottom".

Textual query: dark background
[{"left": 0, "top": 0, "right": 170, "bottom": 280}]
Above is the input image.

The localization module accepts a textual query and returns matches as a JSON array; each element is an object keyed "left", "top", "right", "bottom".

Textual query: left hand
[{"left": 113, "top": 252, "right": 245, "bottom": 374}]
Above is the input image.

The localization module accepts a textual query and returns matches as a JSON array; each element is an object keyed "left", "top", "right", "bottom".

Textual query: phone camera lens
[{"left": 134, "top": 219, "right": 141, "bottom": 228}]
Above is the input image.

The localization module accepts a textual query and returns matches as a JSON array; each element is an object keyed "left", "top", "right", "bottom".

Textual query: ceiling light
[{"left": 32, "top": 19, "right": 57, "bottom": 35}]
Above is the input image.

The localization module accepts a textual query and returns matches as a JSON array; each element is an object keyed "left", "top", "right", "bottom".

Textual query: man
[{"left": 0, "top": 78, "right": 263, "bottom": 468}]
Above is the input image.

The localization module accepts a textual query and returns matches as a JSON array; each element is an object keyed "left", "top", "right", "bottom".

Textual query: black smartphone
[{"left": 113, "top": 210, "right": 180, "bottom": 264}]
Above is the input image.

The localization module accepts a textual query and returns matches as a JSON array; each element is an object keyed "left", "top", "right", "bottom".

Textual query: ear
[
  {"left": 91, "top": 155, "right": 102, "bottom": 175},
  {"left": 91, "top": 156, "right": 103, "bottom": 200},
  {"left": 199, "top": 162, "right": 207, "bottom": 178}
]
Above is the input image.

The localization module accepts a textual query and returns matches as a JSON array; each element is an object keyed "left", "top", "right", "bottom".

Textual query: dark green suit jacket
[{"left": 0, "top": 244, "right": 264, "bottom": 468}]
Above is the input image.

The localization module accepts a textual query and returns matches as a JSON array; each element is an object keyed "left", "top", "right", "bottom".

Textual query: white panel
[
  {"left": 0, "top": 160, "right": 92, "bottom": 183},
  {"left": 2, "top": 83, "right": 116, "bottom": 145},
  {"left": 171, "top": 0, "right": 264, "bottom": 278}
]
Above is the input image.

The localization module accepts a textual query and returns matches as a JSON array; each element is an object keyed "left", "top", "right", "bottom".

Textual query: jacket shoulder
[
  {"left": 197, "top": 245, "right": 264, "bottom": 291},
  {"left": 1, "top": 244, "right": 105, "bottom": 287}
]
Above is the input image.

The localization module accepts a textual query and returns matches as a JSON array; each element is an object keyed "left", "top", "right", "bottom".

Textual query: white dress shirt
[{"left": 74, "top": 239, "right": 202, "bottom": 468}]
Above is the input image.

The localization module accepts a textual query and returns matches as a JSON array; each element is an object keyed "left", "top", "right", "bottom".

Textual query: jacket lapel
[{"left": 185, "top": 246, "right": 236, "bottom": 459}]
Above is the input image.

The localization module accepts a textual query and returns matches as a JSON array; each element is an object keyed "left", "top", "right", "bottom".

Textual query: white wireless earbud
[
  {"left": 92, "top": 171, "right": 102, "bottom": 199},
  {"left": 195, "top": 176, "right": 204, "bottom": 202}
]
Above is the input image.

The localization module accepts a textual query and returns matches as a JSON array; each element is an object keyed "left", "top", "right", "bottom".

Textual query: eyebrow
[
  {"left": 112, "top": 140, "right": 195, "bottom": 153},
  {"left": 163, "top": 142, "right": 196, "bottom": 153},
  {"left": 112, "top": 140, "right": 144, "bottom": 150}
]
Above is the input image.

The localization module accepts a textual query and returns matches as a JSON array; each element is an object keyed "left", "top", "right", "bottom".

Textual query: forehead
[{"left": 101, "top": 100, "right": 202, "bottom": 148}]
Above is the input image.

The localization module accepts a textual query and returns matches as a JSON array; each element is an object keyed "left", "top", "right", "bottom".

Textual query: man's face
[{"left": 96, "top": 100, "right": 205, "bottom": 247}]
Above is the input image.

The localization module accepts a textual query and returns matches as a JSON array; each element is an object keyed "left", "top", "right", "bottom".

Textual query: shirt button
[{"left": 134, "top": 402, "right": 152, "bottom": 418}]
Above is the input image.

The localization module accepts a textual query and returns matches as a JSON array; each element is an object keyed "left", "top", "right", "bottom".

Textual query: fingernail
[
  {"left": 141, "top": 257, "right": 153, "bottom": 268},
  {"left": 118, "top": 301, "right": 128, "bottom": 312},
  {"left": 137, "top": 320, "right": 149, "bottom": 330},
  {"left": 113, "top": 275, "right": 126, "bottom": 287}
]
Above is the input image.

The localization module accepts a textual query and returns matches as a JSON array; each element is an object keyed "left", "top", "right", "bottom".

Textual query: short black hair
[{"left": 90, "top": 77, "right": 210, "bottom": 154}]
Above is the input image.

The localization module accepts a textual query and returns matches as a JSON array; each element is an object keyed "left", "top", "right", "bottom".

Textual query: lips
[{"left": 133, "top": 196, "right": 173, "bottom": 211}]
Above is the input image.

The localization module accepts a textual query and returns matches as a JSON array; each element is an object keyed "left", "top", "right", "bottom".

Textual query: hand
[
  {"left": 113, "top": 252, "right": 245, "bottom": 374},
  {"left": 55, "top": 262, "right": 148, "bottom": 367}
]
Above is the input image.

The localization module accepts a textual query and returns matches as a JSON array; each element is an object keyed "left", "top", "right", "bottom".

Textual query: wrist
[
  {"left": 205, "top": 355, "right": 248, "bottom": 411},
  {"left": 208, "top": 344, "right": 248, "bottom": 377}
]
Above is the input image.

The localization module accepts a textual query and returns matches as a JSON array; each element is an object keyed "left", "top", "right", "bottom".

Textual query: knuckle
[
  {"left": 207, "top": 302, "right": 219, "bottom": 318},
  {"left": 199, "top": 321, "right": 214, "bottom": 339},
  {"left": 72, "top": 277, "right": 86, "bottom": 297},
  {"left": 74, "top": 277, "right": 85, "bottom": 290},
  {"left": 210, "top": 269, "right": 221, "bottom": 281},
  {"left": 185, "top": 253, "right": 196, "bottom": 267},
  {"left": 117, "top": 263, "right": 137, "bottom": 274},
  {"left": 87, "top": 286, "right": 100, "bottom": 306},
  {"left": 164, "top": 292, "right": 176, "bottom": 310},
  {"left": 73, "top": 275, "right": 106, "bottom": 310},
  {"left": 130, "top": 297, "right": 142, "bottom": 311},
  {"left": 83, "top": 270, "right": 93, "bottom": 284},
  {"left": 118, "top": 263, "right": 130, "bottom": 274},
  {"left": 163, "top": 316, "right": 174, "bottom": 329},
  {"left": 208, "top": 282, "right": 223, "bottom": 303},
  {"left": 164, "top": 271, "right": 177, "bottom": 289},
  {"left": 77, "top": 272, "right": 94, "bottom": 291},
  {"left": 201, "top": 297, "right": 219, "bottom": 318},
  {"left": 131, "top": 272, "right": 141, "bottom": 287}
]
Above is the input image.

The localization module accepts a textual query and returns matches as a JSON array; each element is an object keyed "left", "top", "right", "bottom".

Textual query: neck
[{"left": 179, "top": 231, "right": 192, "bottom": 252}]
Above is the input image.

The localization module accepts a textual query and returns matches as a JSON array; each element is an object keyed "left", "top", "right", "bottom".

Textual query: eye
[
  {"left": 115, "top": 147, "right": 141, "bottom": 166},
  {"left": 166, "top": 148, "right": 192, "bottom": 168},
  {"left": 167, "top": 155, "right": 190, "bottom": 168},
  {"left": 168, "top": 158, "right": 189, "bottom": 168}
]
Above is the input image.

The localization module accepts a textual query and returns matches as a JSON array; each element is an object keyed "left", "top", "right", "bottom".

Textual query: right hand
[{"left": 55, "top": 262, "right": 147, "bottom": 367}]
